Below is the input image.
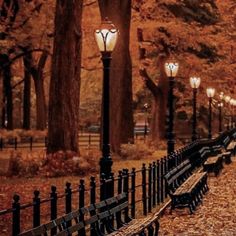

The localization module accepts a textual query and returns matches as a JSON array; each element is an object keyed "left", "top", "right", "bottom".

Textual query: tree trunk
[
  {"left": 47, "top": 0, "right": 83, "bottom": 153},
  {"left": 31, "top": 52, "right": 48, "bottom": 130},
  {"left": 139, "top": 56, "right": 168, "bottom": 144},
  {"left": 98, "top": 0, "right": 134, "bottom": 153},
  {"left": 1, "top": 54, "right": 13, "bottom": 130},
  {"left": 34, "top": 77, "right": 46, "bottom": 130},
  {"left": 23, "top": 54, "right": 32, "bottom": 130}
]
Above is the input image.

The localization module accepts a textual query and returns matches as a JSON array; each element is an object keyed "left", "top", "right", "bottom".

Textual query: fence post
[
  {"left": 116, "top": 171, "right": 123, "bottom": 229},
  {"left": 90, "top": 176, "right": 96, "bottom": 204},
  {"left": 30, "top": 137, "right": 33, "bottom": 151},
  {"left": 152, "top": 161, "right": 156, "bottom": 207},
  {"left": 79, "top": 179, "right": 85, "bottom": 236},
  {"left": 90, "top": 176, "right": 96, "bottom": 236},
  {"left": 160, "top": 159, "right": 164, "bottom": 203},
  {"left": 110, "top": 173, "right": 115, "bottom": 198},
  {"left": 148, "top": 163, "right": 152, "bottom": 213},
  {"left": 123, "top": 169, "right": 131, "bottom": 222},
  {"left": 157, "top": 160, "right": 160, "bottom": 205},
  {"left": 14, "top": 137, "right": 17, "bottom": 150},
  {"left": 164, "top": 157, "right": 168, "bottom": 198},
  {"left": 142, "top": 164, "right": 147, "bottom": 216},
  {"left": 50, "top": 186, "right": 57, "bottom": 235},
  {"left": 118, "top": 171, "right": 123, "bottom": 194},
  {"left": 65, "top": 182, "right": 72, "bottom": 228},
  {"left": 100, "top": 174, "right": 106, "bottom": 201},
  {"left": 33, "top": 190, "right": 40, "bottom": 228},
  {"left": 12, "top": 194, "right": 20, "bottom": 236},
  {"left": 131, "top": 168, "right": 136, "bottom": 218}
]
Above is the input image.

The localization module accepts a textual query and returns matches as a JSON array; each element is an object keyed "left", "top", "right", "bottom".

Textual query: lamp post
[
  {"left": 229, "top": 99, "right": 234, "bottom": 129},
  {"left": 229, "top": 99, "right": 236, "bottom": 128},
  {"left": 144, "top": 103, "right": 148, "bottom": 139},
  {"left": 164, "top": 59, "right": 179, "bottom": 155},
  {"left": 190, "top": 77, "right": 201, "bottom": 141},
  {"left": 94, "top": 18, "right": 118, "bottom": 178},
  {"left": 218, "top": 92, "right": 224, "bottom": 133},
  {"left": 224, "top": 95, "right": 231, "bottom": 130},
  {"left": 206, "top": 87, "right": 215, "bottom": 139},
  {"left": 232, "top": 100, "right": 236, "bottom": 128},
  {"left": 218, "top": 102, "right": 223, "bottom": 134}
]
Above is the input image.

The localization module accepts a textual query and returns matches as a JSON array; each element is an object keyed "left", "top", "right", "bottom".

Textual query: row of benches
[
  {"left": 20, "top": 193, "right": 159, "bottom": 236},
  {"left": 164, "top": 159, "right": 208, "bottom": 214},
  {"left": 164, "top": 138, "right": 236, "bottom": 214},
  {"left": 18, "top": 132, "right": 236, "bottom": 236}
]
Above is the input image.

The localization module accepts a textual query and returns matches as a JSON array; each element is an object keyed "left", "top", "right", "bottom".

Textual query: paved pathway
[{"left": 159, "top": 159, "right": 236, "bottom": 236}]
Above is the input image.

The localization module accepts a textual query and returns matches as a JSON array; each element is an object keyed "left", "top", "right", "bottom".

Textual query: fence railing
[
  {"left": 0, "top": 133, "right": 151, "bottom": 151},
  {"left": 0, "top": 129, "right": 235, "bottom": 235}
]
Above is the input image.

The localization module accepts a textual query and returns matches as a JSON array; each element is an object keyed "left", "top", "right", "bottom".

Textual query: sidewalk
[{"left": 159, "top": 159, "right": 236, "bottom": 236}]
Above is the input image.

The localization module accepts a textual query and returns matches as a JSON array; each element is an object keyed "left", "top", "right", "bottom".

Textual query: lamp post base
[
  {"left": 99, "top": 156, "right": 113, "bottom": 179},
  {"left": 167, "top": 139, "right": 175, "bottom": 155}
]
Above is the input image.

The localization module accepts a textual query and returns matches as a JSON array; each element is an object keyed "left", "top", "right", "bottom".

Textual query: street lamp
[
  {"left": 218, "top": 102, "right": 223, "bottom": 133},
  {"left": 190, "top": 77, "right": 201, "bottom": 141},
  {"left": 144, "top": 103, "right": 148, "bottom": 139},
  {"left": 95, "top": 18, "right": 118, "bottom": 178},
  {"left": 225, "top": 96, "right": 231, "bottom": 130},
  {"left": 229, "top": 99, "right": 236, "bottom": 128},
  {"left": 218, "top": 92, "right": 224, "bottom": 133},
  {"left": 164, "top": 59, "right": 179, "bottom": 155},
  {"left": 206, "top": 87, "right": 215, "bottom": 139}
]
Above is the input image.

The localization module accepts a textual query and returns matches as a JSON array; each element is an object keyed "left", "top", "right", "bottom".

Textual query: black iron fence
[
  {"left": 0, "top": 133, "right": 152, "bottom": 151},
  {"left": 0, "top": 129, "right": 235, "bottom": 235}
]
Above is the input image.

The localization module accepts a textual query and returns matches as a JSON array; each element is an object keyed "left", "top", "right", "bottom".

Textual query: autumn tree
[
  {"left": 98, "top": 0, "right": 134, "bottom": 153},
  {"left": 47, "top": 0, "right": 83, "bottom": 153},
  {"left": 0, "top": 1, "right": 54, "bottom": 129},
  {"left": 135, "top": 0, "right": 236, "bottom": 140}
]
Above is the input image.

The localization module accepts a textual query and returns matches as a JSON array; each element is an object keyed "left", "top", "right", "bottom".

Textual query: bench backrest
[
  {"left": 19, "top": 193, "right": 128, "bottom": 236},
  {"left": 222, "top": 136, "right": 230, "bottom": 148},
  {"left": 164, "top": 159, "right": 192, "bottom": 194},
  {"left": 210, "top": 145, "right": 222, "bottom": 155}
]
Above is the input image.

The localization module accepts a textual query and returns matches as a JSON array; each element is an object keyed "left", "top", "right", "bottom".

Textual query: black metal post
[
  {"left": 208, "top": 97, "right": 212, "bottom": 139},
  {"left": 131, "top": 168, "right": 136, "bottom": 218},
  {"left": 100, "top": 52, "right": 113, "bottom": 179},
  {"left": 12, "top": 194, "right": 20, "bottom": 236},
  {"left": 219, "top": 104, "right": 222, "bottom": 134},
  {"left": 192, "top": 88, "right": 198, "bottom": 141},
  {"left": 65, "top": 182, "right": 72, "bottom": 228},
  {"left": 167, "top": 77, "right": 175, "bottom": 155},
  {"left": 33, "top": 190, "right": 40, "bottom": 228},
  {"left": 79, "top": 179, "right": 85, "bottom": 236},
  {"left": 142, "top": 164, "right": 147, "bottom": 216},
  {"left": 50, "top": 186, "right": 57, "bottom": 235},
  {"left": 144, "top": 105, "right": 148, "bottom": 139}
]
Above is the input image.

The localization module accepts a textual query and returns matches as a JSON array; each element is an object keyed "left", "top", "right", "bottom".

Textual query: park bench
[
  {"left": 220, "top": 151, "right": 232, "bottom": 164},
  {"left": 19, "top": 193, "right": 160, "bottom": 236},
  {"left": 203, "top": 155, "right": 223, "bottom": 176},
  {"left": 164, "top": 160, "right": 208, "bottom": 214},
  {"left": 226, "top": 141, "right": 236, "bottom": 156},
  {"left": 198, "top": 146, "right": 211, "bottom": 165}
]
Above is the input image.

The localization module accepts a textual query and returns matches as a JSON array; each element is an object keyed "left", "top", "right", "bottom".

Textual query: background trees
[{"left": 0, "top": 0, "right": 235, "bottom": 153}]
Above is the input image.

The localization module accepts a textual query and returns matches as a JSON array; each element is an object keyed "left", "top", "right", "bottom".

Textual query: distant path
[{"left": 159, "top": 160, "right": 236, "bottom": 236}]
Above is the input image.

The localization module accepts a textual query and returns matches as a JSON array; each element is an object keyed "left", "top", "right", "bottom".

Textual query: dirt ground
[{"left": 159, "top": 159, "right": 236, "bottom": 236}]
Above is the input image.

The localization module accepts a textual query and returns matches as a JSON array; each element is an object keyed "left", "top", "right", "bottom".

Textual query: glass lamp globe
[{"left": 95, "top": 18, "right": 118, "bottom": 53}]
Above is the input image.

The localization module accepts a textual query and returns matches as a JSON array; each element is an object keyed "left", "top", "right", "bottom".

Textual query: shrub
[{"left": 120, "top": 143, "right": 154, "bottom": 160}]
